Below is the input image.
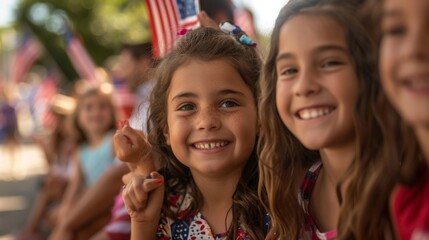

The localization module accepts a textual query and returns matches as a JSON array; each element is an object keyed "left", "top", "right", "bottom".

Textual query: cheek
[
  {"left": 276, "top": 82, "right": 292, "bottom": 123},
  {"left": 379, "top": 41, "right": 398, "bottom": 102}
]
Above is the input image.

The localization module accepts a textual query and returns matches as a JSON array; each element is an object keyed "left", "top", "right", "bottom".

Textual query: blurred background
[{"left": 0, "top": 0, "right": 285, "bottom": 238}]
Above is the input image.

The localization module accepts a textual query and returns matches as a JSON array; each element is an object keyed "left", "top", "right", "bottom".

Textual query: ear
[{"left": 163, "top": 126, "right": 170, "bottom": 145}]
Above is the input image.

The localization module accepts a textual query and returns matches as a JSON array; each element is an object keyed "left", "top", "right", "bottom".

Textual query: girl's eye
[
  {"left": 321, "top": 60, "right": 343, "bottom": 68},
  {"left": 280, "top": 68, "right": 298, "bottom": 76},
  {"left": 177, "top": 103, "right": 195, "bottom": 111},
  {"left": 383, "top": 25, "right": 406, "bottom": 37},
  {"left": 220, "top": 100, "right": 239, "bottom": 108}
]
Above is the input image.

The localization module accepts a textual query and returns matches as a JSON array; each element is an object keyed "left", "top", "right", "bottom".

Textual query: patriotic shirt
[
  {"left": 156, "top": 190, "right": 254, "bottom": 240},
  {"left": 299, "top": 161, "right": 337, "bottom": 240},
  {"left": 393, "top": 168, "right": 429, "bottom": 240}
]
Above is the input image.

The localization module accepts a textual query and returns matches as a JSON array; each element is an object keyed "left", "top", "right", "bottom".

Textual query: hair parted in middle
[
  {"left": 258, "top": 0, "right": 383, "bottom": 239},
  {"left": 146, "top": 27, "right": 266, "bottom": 239}
]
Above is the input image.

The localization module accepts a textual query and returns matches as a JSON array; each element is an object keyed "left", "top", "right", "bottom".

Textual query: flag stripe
[
  {"left": 145, "top": 0, "right": 161, "bottom": 57},
  {"left": 146, "top": 0, "right": 200, "bottom": 58},
  {"left": 10, "top": 35, "right": 42, "bottom": 83},
  {"left": 67, "top": 37, "right": 97, "bottom": 83}
]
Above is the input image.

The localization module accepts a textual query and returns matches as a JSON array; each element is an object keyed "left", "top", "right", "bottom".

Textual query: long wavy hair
[
  {"left": 147, "top": 27, "right": 266, "bottom": 239},
  {"left": 337, "top": 1, "right": 423, "bottom": 239},
  {"left": 258, "top": 0, "right": 382, "bottom": 238}
]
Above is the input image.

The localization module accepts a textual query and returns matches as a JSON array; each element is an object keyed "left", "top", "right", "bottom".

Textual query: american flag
[
  {"left": 9, "top": 30, "right": 42, "bottom": 83},
  {"left": 64, "top": 29, "right": 98, "bottom": 85},
  {"left": 145, "top": 0, "right": 200, "bottom": 58}
]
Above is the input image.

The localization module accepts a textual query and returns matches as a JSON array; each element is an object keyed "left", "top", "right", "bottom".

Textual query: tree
[{"left": 15, "top": 0, "right": 151, "bottom": 83}]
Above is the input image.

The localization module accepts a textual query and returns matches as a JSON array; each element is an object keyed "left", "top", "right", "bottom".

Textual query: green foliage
[{"left": 15, "top": 0, "right": 151, "bottom": 82}]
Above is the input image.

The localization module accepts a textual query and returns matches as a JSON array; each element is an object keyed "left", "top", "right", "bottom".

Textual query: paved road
[{"left": 0, "top": 144, "right": 47, "bottom": 239}]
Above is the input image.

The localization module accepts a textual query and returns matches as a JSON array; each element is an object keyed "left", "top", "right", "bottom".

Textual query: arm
[
  {"left": 116, "top": 122, "right": 164, "bottom": 239},
  {"left": 62, "top": 163, "right": 129, "bottom": 231},
  {"left": 122, "top": 172, "right": 164, "bottom": 240},
  {"left": 49, "top": 152, "right": 82, "bottom": 240},
  {"left": 59, "top": 152, "right": 82, "bottom": 216}
]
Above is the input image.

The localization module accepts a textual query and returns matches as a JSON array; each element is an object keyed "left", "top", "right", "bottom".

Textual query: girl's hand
[
  {"left": 122, "top": 171, "right": 165, "bottom": 224},
  {"left": 114, "top": 120, "right": 151, "bottom": 164}
]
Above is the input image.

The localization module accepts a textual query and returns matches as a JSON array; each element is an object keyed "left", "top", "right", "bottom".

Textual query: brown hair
[
  {"left": 70, "top": 88, "right": 117, "bottom": 145},
  {"left": 337, "top": 1, "right": 423, "bottom": 239},
  {"left": 147, "top": 27, "right": 266, "bottom": 239},
  {"left": 258, "top": 0, "right": 381, "bottom": 238}
]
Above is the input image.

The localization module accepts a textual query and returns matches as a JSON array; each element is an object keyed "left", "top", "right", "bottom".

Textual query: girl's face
[
  {"left": 164, "top": 59, "right": 257, "bottom": 178},
  {"left": 380, "top": 0, "right": 429, "bottom": 128},
  {"left": 78, "top": 94, "right": 113, "bottom": 135},
  {"left": 275, "top": 14, "right": 358, "bottom": 150}
]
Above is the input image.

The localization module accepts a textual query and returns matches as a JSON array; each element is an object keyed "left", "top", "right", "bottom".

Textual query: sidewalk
[{"left": 0, "top": 144, "right": 47, "bottom": 238}]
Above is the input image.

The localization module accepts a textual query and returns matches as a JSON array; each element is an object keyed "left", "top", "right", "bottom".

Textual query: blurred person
[
  {"left": 51, "top": 43, "right": 155, "bottom": 240},
  {"left": 0, "top": 90, "right": 19, "bottom": 177},
  {"left": 199, "top": 0, "right": 235, "bottom": 24},
  {"left": 48, "top": 88, "right": 117, "bottom": 239},
  {"left": 17, "top": 94, "right": 76, "bottom": 240}
]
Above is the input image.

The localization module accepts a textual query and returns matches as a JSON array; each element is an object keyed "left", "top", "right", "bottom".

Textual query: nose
[
  {"left": 293, "top": 67, "right": 321, "bottom": 97},
  {"left": 401, "top": 22, "right": 429, "bottom": 61},
  {"left": 196, "top": 106, "right": 221, "bottom": 131}
]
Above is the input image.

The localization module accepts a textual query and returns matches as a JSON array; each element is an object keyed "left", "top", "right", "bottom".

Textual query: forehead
[
  {"left": 278, "top": 14, "right": 347, "bottom": 54},
  {"left": 168, "top": 59, "right": 251, "bottom": 97},
  {"left": 383, "top": 0, "right": 429, "bottom": 18}
]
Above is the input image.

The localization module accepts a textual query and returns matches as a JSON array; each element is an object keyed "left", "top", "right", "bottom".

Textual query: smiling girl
[
  {"left": 115, "top": 27, "right": 267, "bottom": 240},
  {"left": 258, "top": 1, "right": 379, "bottom": 239}
]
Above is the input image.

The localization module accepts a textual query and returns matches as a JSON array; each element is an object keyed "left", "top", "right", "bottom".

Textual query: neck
[
  {"left": 86, "top": 131, "right": 107, "bottom": 148},
  {"left": 415, "top": 125, "right": 429, "bottom": 166},
  {"left": 192, "top": 171, "right": 240, "bottom": 209},
  {"left": 319, "top": 139, "right": 356, "bottom": 192},
  {"left": 191, "top": 170, "right": 242, "bottom": 234}
]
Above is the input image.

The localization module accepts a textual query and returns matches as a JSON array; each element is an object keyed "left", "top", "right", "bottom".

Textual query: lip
[
  {"left": 400, "top": 75, "right": 429, "bottom": 90},
  {"left": 294, "top": 104, "right": 336, "bottom": 120}
]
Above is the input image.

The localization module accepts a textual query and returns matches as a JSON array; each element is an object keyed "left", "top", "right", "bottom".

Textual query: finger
[
  {"left": 142, "top": 177, "right": 164, "bottom": 194},
  {"left": 123, "top": 182, "right": 144, "bottom": 212},
  {"left": 132, "top": 177, "right": 149, "bottom": 203},
  {"left": 114, "top": 129, "right": 131, "bottom": 150},
  {"left": 121, "top": 125, "right": 148, "bottom": 148},
  {"left": 122, "top": 186, "right": 137, "bottom": 215},
  {"left": 122, "top": 172, "right": 133, "bottom": 185},
  {"left": 129, "top": 184, "right": 145, "bottom": 211}
]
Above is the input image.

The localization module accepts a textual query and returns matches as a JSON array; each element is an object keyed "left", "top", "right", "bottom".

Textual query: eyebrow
[
  {"left": 171, "top": 89, "right": 245, "bottom": 102},
  {"left": 276, "top": 44, "right": 348, "bottom": 63},
  {"left": 381, "top": 8, "right": 402, "bottom": 19}
]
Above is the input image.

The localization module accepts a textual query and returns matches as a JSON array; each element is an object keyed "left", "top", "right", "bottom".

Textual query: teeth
[
  {"left": 194, "top": 141, "right": 227, "bottom": 150},
  {"left": 298, "top": 107, "right": 333, "bottom": 120}
]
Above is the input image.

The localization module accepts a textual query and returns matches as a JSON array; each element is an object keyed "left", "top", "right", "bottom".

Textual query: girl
[
  {"left": 20, "top": 95, "right": 76, "bottom": 239},
  {"left": 340, "top": 0, "right": 429, "bottom": 239},
  {"left": 49, "top": 88, "right": 118, "bottom": 239},
  {"left": 258, "top": 0, "right": 379, "bottom": 239},
  {"left": 115, "top": 27, "right": 267, "bottom": 239}
]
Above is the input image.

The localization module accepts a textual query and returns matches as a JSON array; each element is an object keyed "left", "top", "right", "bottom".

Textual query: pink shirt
[{"left": 393, "top": 169, "right": 429, "bottom": 240}]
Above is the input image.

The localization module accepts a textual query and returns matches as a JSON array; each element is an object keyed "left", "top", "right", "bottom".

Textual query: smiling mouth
[
  {"left": 296, "top": 107, "right": 335, "bottom": 120},
  {"left": 401, "top": 78, "right": 429, "bottom": 90},
  {"left": 193, "top": 141, "right": 229, "bottom": 150}
]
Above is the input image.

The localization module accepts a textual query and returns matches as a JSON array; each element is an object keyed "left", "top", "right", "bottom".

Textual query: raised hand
[{"left": 114, "top": 120, "right": 151, "bottom": 164}]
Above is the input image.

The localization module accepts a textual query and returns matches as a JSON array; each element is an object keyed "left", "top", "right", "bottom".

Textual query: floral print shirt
[{"left": 156, "top": 190, "right": 255, "bottom": 240}]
